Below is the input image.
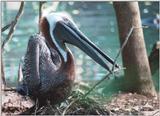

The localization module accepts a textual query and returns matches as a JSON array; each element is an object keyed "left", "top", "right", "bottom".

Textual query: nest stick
[
  {"left": 62, "top": 98, "right": 79, "bottom": 115},
  {"left": 111, "top": 26, "right": 134, "bottom": 71}
]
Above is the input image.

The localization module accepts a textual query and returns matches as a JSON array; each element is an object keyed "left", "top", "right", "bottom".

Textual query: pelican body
[{"left": 17, "top": 13, "right": 119, "bottom": 105}]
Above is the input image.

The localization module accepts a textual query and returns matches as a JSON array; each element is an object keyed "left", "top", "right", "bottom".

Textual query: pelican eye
[{"left": 63, "top": 17, "right": 70, "bottom": 23}]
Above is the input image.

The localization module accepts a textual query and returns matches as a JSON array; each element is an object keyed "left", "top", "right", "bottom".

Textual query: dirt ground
[
  {"left": 2, "top": 89, "right": 159, "bottom": 115},
  {"left": 105, "top": 93, "right": 159, "bottom": 115}
]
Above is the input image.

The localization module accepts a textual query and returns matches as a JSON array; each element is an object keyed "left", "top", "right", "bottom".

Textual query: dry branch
[
  {"left": 1, "top": 21, "right": 15, "bottom": 32},
  {"left": 82, "top": 26, "right": 148, "bottom": 99},
  {"left": 111, "top": 26, "right": 134, "bottom": 71},
  {"left": 62, "top": 98, "right": 79, "bottom": 115},
  {"left": 2, "top": 87, "right": 16, "bottom": 91},
  {"left": 1, "top": 2, "right": 24, "bottom": 51},
  {"left": 1, "top": 2, "right": 24, "bottom": 88},
  {"left": 81, "top": 26, "right": 135, "bottom": 99}
]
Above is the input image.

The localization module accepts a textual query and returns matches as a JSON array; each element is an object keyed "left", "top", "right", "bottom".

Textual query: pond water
[{"left": 2, "top": 2, "right": 159, "bottom": 91}]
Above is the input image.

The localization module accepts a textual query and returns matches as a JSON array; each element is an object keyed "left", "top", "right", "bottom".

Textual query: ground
[
  {"left": 2, "top": 88, "right": 159, "bottom": 115},
  {"left": 106, "top": 93, "right": 159, "bottom": 115}
]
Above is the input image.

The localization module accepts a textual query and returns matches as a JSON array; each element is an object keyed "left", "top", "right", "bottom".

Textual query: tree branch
[
  {"left": 1, "top": 1, "right": 24, "bottom": 51},
  {"left": 1, "top": 2, "right": 24, "bottom": 88},
  {"left": 1, "top": 21, "right": 15, "bottom": 32}
]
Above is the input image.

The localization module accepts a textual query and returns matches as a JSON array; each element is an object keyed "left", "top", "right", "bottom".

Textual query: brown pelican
[{"left": 17, "top": 13, "right": 119, "bottom": 105}]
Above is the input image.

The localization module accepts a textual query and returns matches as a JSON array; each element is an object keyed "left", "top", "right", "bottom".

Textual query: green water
[{"left": 2, "top": 2, "right": 159, "bottom": 92}]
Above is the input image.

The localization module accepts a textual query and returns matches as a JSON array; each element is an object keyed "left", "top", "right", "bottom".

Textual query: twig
[
  {"left": 47, "top": 100, "right": 57, "bottom": 114},
  {"left": 34, "top": 99, "right": 39, "bottom": 115},
  {"left": 111, "top": 26, "right": 147, "bottom": 72},
  {"left": 62, "top": 98, "right": 79, "bottom": 115},
  {"left": 111, "top": 26, "right": 134, "bottom": 71},
  {"left": 82, "top": 26, "right": 148, "bottom": 98},
  {"left": 1, "top": 2, "right": 24, "bottom": 87},
  {"left": 55, "top": 106, "right": 62, "bottom": 114},
  {"left": 82, "top": 68, "right": 124, "bottom": 99},
  {"left": 40, "top": 107, "right": 47, "bottom": 115},
  {"left": 2, "top": 87, "right": 16, "bottom": 91},
  {"left": 1, "top": 2, "right": 24, "bottom": 51},
  {"left": 152, "top": 110, "right": 159, "bottom": 116},
  {"left": 82, "top": 26, "right": 136, "bottom": 98},
  {"left": 62, "top": 26, "right": 135, "bottom": 113},
  {"left": 1, "top": 21, "right": 15, "bottom": 32},
  {"left": 73, "top": 108, "right": 83, "bottom": 114},
  {"left": 36, "top": 106, "right": 45, "bottom": 114}
]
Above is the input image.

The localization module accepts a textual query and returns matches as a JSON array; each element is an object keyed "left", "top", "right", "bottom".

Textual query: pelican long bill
[{"left": 53, "top": 21, "right": 119, "bottom": 72}]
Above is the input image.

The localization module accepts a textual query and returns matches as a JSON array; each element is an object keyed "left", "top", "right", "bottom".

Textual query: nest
[
  {"left": 2, "top": 83, "right": 109, "bottom": 115},
  {"left": 21, "top": 90, "right": 109, "bottom": 115}
]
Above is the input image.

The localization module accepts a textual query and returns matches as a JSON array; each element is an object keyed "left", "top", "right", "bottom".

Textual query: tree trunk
[
  {"left": 113, "top": 2, "right": 156, "bottom": 96},
  {"left": 149, "top": 41, "right": 159, "bottom": 75}
]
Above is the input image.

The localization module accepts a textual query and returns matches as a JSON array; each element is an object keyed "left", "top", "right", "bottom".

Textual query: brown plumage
[{"left": 18, "top": 33, "right": 75, "bottom": 105}]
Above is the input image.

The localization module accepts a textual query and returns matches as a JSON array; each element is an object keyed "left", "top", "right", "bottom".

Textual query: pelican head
[{"left": 40, "top": 12, "right": 119, "bottom": 72}]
